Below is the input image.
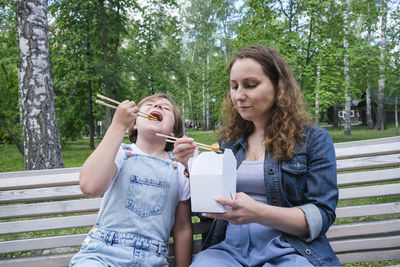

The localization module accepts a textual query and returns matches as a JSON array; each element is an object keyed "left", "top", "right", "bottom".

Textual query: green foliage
[
  {"left": 0, "top": 0, "right": 21, "bottom": 146},
  {"left": 123, "top": 3, "right": 184, "bottom": 101},
  {"left": 1, "top": 0, "right": 399, "bottom": 150}
]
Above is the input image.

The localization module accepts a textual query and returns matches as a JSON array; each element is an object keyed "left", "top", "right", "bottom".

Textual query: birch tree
[
  {"left": 363, "top": 0, "right": 378, "bottom": 129},
  {"left": 343, "top": 0, "right": 351, "bottom": 135},
  {"left": 17, "top": 0, "right": 63, "bottom": 170},
  {"left": 365, "top": 28, "right": 374, "bottom": 129},
  {"left": 315, "top": 63, "right": 321, "bottom": 125},
  {"left": 376, "top": 0, "right": 387, "bottom": 130}
]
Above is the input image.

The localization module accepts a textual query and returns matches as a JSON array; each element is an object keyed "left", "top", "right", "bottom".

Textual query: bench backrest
[{"left": 0, "top": 136, "right": 399, "bottom": 266}]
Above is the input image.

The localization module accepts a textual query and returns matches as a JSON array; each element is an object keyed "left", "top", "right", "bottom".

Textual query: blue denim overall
[{"left": 70, "top": 149, "right": 180, "bottom": 267}]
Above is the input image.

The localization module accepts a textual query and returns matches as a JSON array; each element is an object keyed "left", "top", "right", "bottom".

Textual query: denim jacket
[{"left": 202, "top": 126, "right": 341, "bottom": 266}]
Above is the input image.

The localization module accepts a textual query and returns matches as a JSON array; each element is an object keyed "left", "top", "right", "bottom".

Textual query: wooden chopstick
[
  {"left": 95, "top": 94, "right": 157, "bottom": 121},
  {"left": 96, "top": 94, "right": 120, "bottom": 105},
  {"left": 95, "top": 100, "right": 117, "bottom": 110},
  {"left": 96, "top": 100, "right": 152, "bottom": 120},
  {"left": 155, "top": 133, "right": 220, "bottom": 152}
]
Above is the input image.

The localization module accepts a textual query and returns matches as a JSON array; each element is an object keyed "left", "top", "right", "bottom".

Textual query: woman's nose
[{"left": 232, "top": 86, "right": 246, "bottom": 101}]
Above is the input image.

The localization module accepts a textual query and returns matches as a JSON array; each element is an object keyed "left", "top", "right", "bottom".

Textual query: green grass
[{"left": 327, "top": 124, "right": 398, "bottom": 143}]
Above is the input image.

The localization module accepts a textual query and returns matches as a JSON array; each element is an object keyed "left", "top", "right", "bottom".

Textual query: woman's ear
[{"left": 169, "top": 132, "right": 175, "bottom": 137}]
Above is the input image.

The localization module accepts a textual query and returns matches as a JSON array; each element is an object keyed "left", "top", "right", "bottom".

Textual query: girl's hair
[
  {"left": 218, "top": 45, "right": 311, "bottom": 161},
  {"left": 128, "top": 94, "right": 184, "bottom": 151}
]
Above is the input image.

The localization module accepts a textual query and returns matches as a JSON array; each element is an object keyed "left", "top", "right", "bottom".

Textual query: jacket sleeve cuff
[{"left": 297, "top": 203, "right": 322, "bottom": 242}]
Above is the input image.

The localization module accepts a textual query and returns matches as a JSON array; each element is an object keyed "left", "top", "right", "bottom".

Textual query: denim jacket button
[
  {"left": 268, "top": 168, "right": 274, "bottom": 174},
  {"left": 272, "top": 200, "right": 278, "bottom": 205},
  {"left": 305, "top": 249, "right": 311, "bottom": 255}
]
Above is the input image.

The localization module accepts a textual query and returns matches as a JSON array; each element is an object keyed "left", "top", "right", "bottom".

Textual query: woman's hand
[
  {"left": 205, "top": 192, "right": 309, "bottom": 236},
  {"left": 204, "top": 192, "right": 261, "bottom": 225},
  {"left": 172, "top": 136, "right": 196, "bottom": 169}
]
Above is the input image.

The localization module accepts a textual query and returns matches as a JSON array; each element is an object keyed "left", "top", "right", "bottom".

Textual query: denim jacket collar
[{"left": 220, "top": 133, "right": 248, "bottom": 168}]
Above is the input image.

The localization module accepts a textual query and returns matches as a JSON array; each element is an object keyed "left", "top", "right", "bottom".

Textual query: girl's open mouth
[{"left": 150, "top": 111, "right": 163, "bottom": 121}]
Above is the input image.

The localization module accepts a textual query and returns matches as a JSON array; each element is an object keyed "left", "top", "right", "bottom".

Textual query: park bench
[{"left": 0, "top": 136, "right": 399, "bottom": 266}]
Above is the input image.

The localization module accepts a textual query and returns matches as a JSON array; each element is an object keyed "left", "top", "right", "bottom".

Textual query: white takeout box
[{"left": 188, "top": 149, "right": 237, "bottom": 213}]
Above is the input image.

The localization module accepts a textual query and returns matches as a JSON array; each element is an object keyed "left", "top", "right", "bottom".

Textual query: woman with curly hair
[{"left": 174, "top": 45, "right": 340, "bottom": 266}]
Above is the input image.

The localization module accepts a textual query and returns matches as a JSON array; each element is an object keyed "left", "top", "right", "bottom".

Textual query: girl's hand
[
  {"left": 111, "top": 100, "right": 139, "bottom": 131},
  {"left": 172, "top": 136, "right": 196, "bottom": 169},
  {"left": 204, "top": 192, "right": 261, "bottom": 225}
]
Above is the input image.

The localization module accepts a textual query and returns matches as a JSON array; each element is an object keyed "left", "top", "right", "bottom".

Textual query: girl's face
[
  {"left": 136, "top": 97, "right": 176, "bottom": 135},
  {"left": 230, "top": 58, "right": 275, "bottom": 127}
]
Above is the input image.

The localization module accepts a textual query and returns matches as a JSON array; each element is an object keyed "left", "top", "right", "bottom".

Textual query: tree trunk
[
  {"left": 205, "top": 37, "right": 210, "bottom": 130},
  {"left": 17, "top": 0, "right": 63, "bottom": 170},
  {"left": 88, "top": 80, "right": 95, "bottom": 150},
  {"left": 395, "top": 96, "right": 399, "bottom": 135},
  {"left": 222, "top": 21, "right": 229, "bottom": 63},
  {"left": 343, "top": 0, "right": 351, "bottom": 135},
  {"left": 314, "top": 64, "right": 320, "bottom": 126},
  {"left": 333, "top": 106, "right": 339, "bottom": 128},
  {"left": 376, "top": 0, "right": 387, "bottom": 130},
  {"left": 0, "top": 114, "right": 24, "bottom": 155},
  {"left": 366, "top": 83, "right": 373, "bottom": 128},
  {"left": 202, "top": 69, "right": 206, "bottom": 130},
  {"left": 186, "top": 73, "right": 193, "bottom": 123},
  {"left": 85, "top": 23, "right": 95, "bottom": 150},
  {"left": 181, "top": 94, "right": 187, "bottom": 135},
  {"left": 186, "top": 46, "right": 196, "bottom": 123},
  {"left": 366, "top": 3, "right": 374, "bottom": 129},
  {"left": 99, "top": 0, "right": 112, "bottom": 133},
  {"left": 112, "top": 0, "right": 120, "bottom": 99}
]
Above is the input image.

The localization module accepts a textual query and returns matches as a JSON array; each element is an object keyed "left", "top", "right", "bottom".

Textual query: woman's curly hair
[{"left": 218, "top": 45, "right": 311, "bottom": 161}]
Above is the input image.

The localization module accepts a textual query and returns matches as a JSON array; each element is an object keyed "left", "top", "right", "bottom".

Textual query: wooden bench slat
[
  {"left": 327, "top": 218, "right": 400, "bottom": 239},
  {"left": 0, "top": 214, "right": 212, "bottom": 236},
  {"left": 0, "top": 185, "right": 84, "bottom": 203},
  {"left": 4, "top": 179, "right": 397, "bottom": 205},
  {"left": 337, "top": 154, "right": 400, "bottom": 172},
  {"left": 337, "top": 168, "right": 400, "bottom": 186},
  {"left": 330, "top": 235, "right": 400, "bottom": 253},
  {"left": 0, "top": 220, "right": 209, "bottom": 254},
  {"left": 336, "top": 202, "right": 400, "bottom": 218},
  {"left": 334, "top": 136, "right": 400, "bottom": 148},
  {"left": 337, "top": 248, "right": 400, "bottom": 264},
  {"left": 0, "top": 214, "right": 98, "bottom": 235},
  {"left": 0, "top": 198, "right": 102, "bottom": 219},
  {"left": 336, "top": 153, "right": 400, "bottom": 172},
  {"left": 0, "top": 252, "right": 75, "bottom": 267},
  {"left": 0, "top": 167, "right": 81, "bottom": 179},
  {"left": 338, "top": 183, "right": 400, "bottom": 200},
  {"left": 0, "top": 172, "right": 79, "bottom": 190},
  {"left": 335, "top": 142, "right": 400, "bottom": 159},
  {"left": 0, "top": 234, "right": 85, "bottom": 254}
]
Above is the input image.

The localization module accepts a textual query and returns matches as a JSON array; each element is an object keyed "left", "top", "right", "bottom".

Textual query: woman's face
[{"left": 230, "top": 58, "right": 275, "bottom": 126}]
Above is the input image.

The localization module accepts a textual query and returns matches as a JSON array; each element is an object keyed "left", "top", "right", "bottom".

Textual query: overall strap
[{"left": 168, "top": 151, "right": 175, "bottom": 161}]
